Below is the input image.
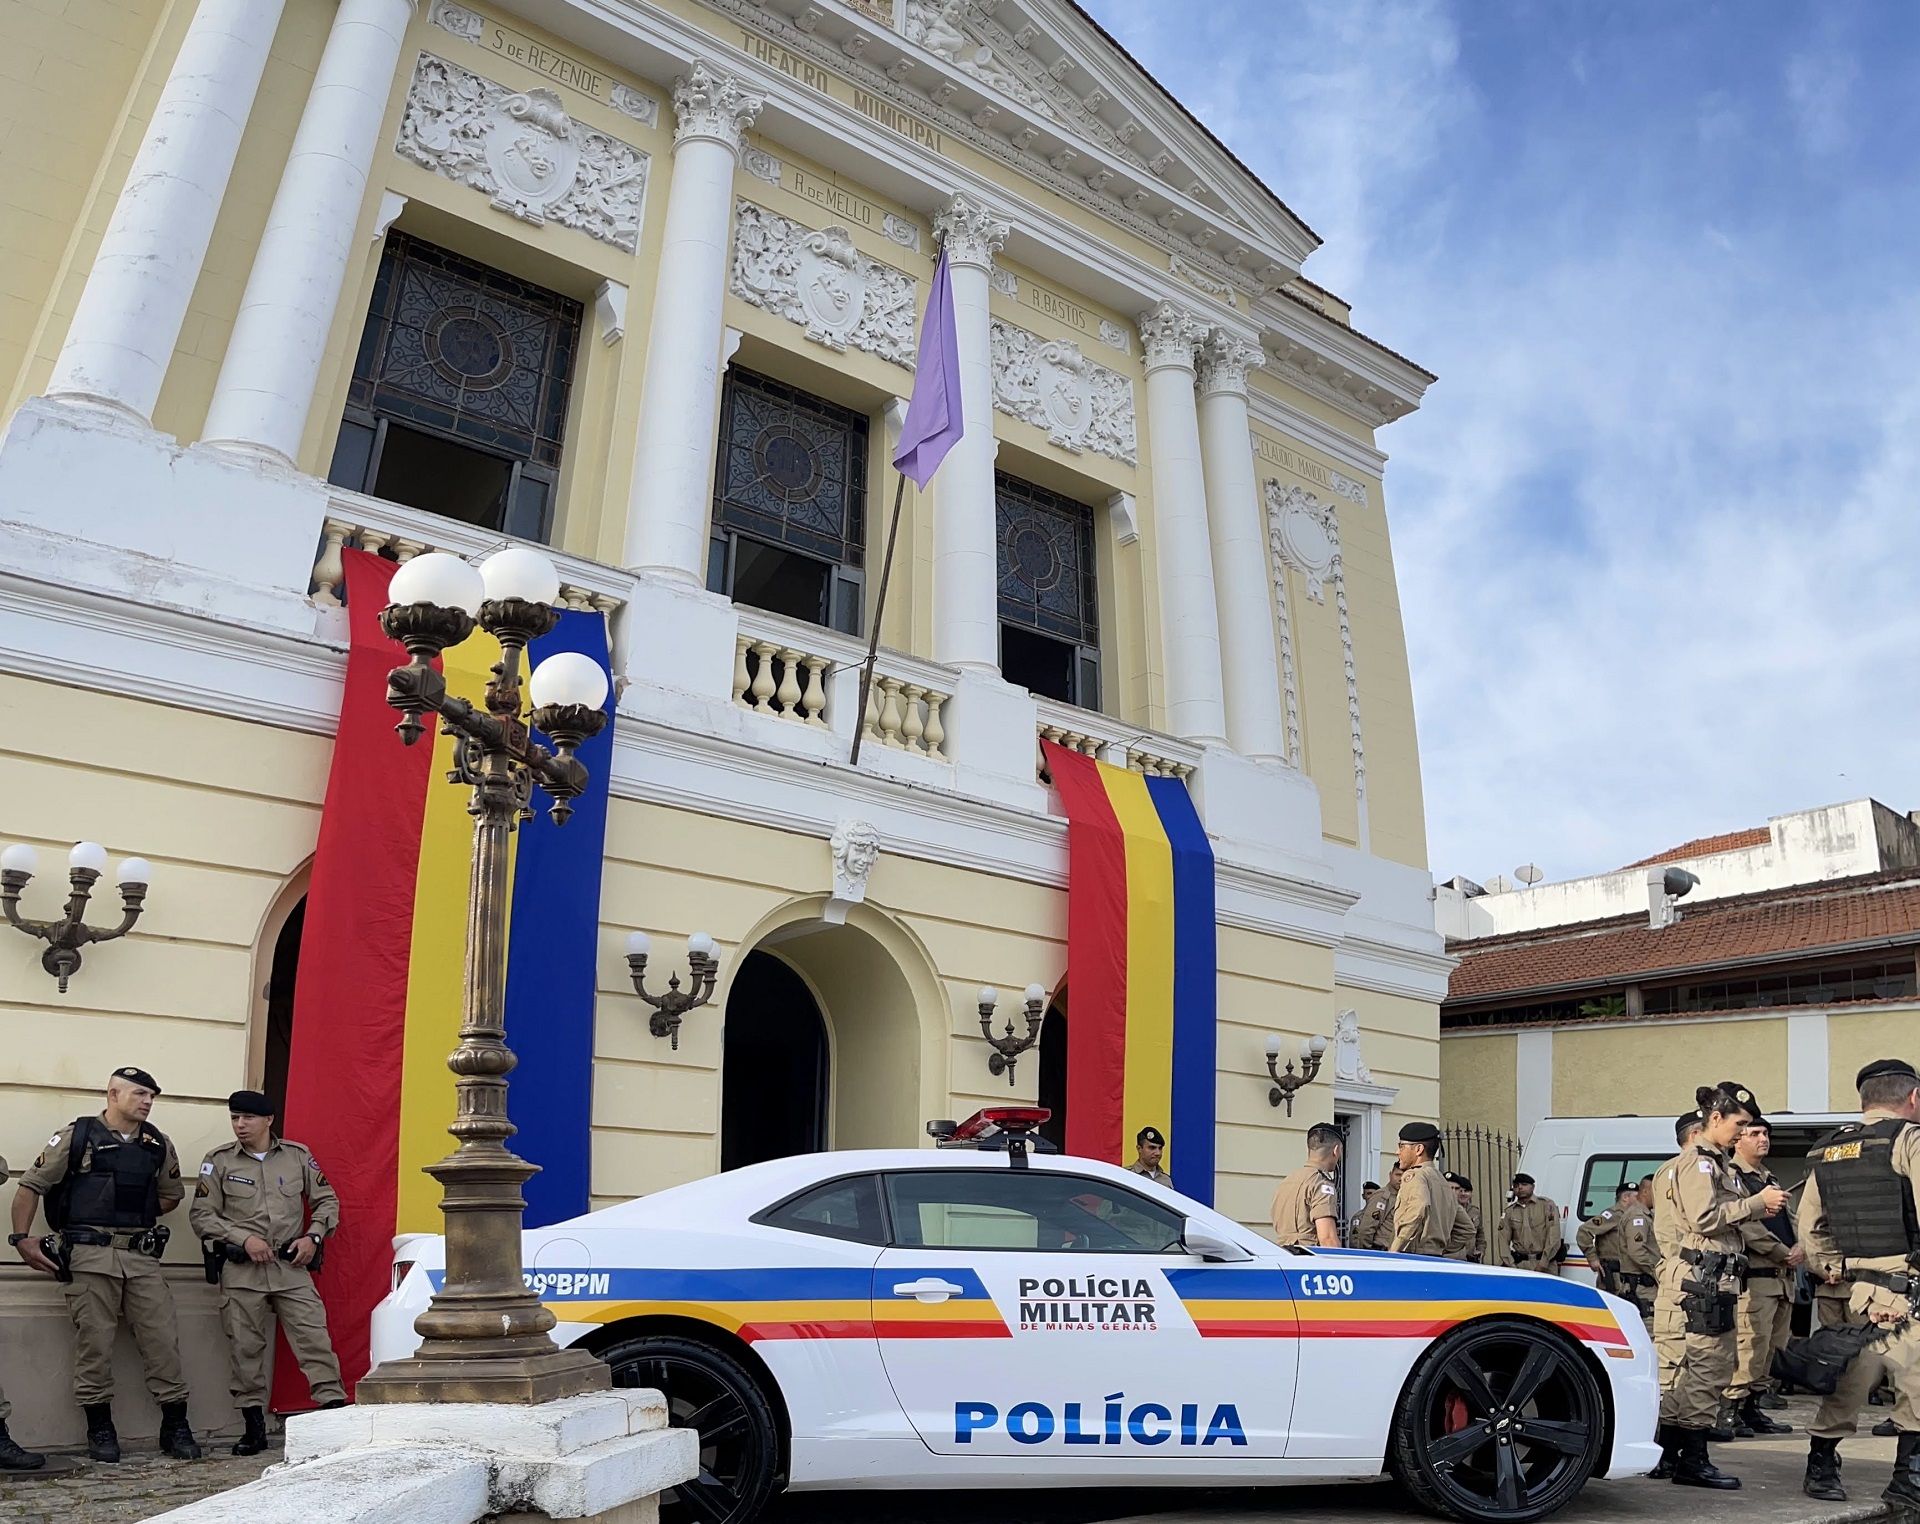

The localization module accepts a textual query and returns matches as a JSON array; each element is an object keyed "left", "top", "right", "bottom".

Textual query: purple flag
[{"left": 892, "top": 250, "right": 964, "bottom": 488}]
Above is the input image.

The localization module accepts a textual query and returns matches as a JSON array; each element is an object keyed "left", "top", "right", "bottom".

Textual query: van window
[{"left": 1577, "top": 1155, "right": 1671, "bottom": 1220}]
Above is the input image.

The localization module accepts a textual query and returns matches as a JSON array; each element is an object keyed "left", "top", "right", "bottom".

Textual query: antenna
[{"left": 1515, "top": 864, "right": 1544, "bottom": 888}]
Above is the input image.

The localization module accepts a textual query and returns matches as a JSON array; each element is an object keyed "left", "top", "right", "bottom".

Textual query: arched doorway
[
  {"left": 719, "top": 950, "right": 829, "bottom": 1170},
  {"left": 1037, "top": 987, "right": 1068, "bottom": 1153},
  {"left": 261, "top": 895, "right": 307, "bottom": 1118}
]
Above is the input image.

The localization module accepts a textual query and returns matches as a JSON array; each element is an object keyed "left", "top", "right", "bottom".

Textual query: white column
[
  {"left": 622, "top": 64, "right": 764, "bottom": 578},
  {"left": 1197, "top": 330, "right": 1286, "bottom": 760},
  {"left": 1137, "top": 302, "right": 1227, "bottom": 744},
  {"left": 928, "top": 193, "right": 1009, "bottom": 670},
  {"left": 200, "top": 0, "right": 413, "bottom": 463},
  {"left": 46, "top": 0, "right": 288, "bottom": 422}
]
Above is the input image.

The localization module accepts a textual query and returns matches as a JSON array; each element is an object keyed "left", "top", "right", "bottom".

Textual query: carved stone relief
[
  {"left": 990, "top": 319, "right": 1136, "bottom": 464},
  {"left": 740, "top": 145, "right": 783, "bottom": 185},
  {"left": 428, "top": 0, "right": 482, "bottom": 42},
  {"left": 1097, "top": 319, "right": 1130, "bottom": 354},
  {"left": 1328, "top": 469, "right": 1368, "bottom": 507},
  {"left": 988, "top": 267, "right": 1018, "bottom": 298},
  {"left": 608, "top": 84, "right": 659, "bottom": 128},
  {"left": 1171, "top": 252, "right": 1235, "bottom": 300},
  {"left": 826, "top": 818, "right": 881, "bottom": 924},
  {"left": 1264, "top": 479, "right": 1366, "bottom": 809},
  {"left": 903, "top": 0, "right": 1056, "bottom": 117},
  {"left": 881, "top": 212, "right": 922, "bottom": 252},
  {"left": 1334, "top": 1009, "right": 1373, "bottom": 1084},
  {"left": 731, "top": 201, "right": 918, "bottom": 367},
  {"left": 397, "top": 54, "right": 650, "bottom": 252}
]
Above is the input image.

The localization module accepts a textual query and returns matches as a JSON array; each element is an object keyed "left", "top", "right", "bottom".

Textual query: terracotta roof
[
  {"left": 1446, "top": 868, "right": 1920, "bottom": 1007},
  {"left": 1617, "top": 827, "right": 1771, "bottom": 870}
]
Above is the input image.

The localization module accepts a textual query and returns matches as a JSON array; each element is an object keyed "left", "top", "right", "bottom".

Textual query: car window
[
  {"left": 1576, "top": 1155, "right": 1670, "bottom": 1220},
  {"left": 883, "top": 1170, "right": 1184, "bottom": 1253},
  {"left": 755, "top": 1175, "right": 886, "bottom": 1245}
]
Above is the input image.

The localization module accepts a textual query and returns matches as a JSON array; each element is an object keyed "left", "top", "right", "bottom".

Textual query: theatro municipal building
[{"left": 0, "top": 0, "right": 1445, "bottom": 1444}]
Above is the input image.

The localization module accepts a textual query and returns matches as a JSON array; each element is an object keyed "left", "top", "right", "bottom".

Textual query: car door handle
[{"left": 892, "top": 1278, "right": 965, "bottom": 1302}]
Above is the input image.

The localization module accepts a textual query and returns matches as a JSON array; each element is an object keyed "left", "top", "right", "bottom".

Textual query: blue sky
[{"left": 1082, "top": 1, "right": 1920, "bottom": 882}]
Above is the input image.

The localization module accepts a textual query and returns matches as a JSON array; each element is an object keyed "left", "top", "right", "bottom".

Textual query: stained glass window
[{"left": 996, "top": 473, "right": 1097, "bottom": 644}]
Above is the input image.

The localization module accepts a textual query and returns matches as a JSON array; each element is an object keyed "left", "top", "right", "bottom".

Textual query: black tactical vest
[
  {"left": 54, "top": 1117, "right": 165, "bottom": 1230},
  {"left": 1737, "top": 1166, "right": 1796, "bottom": 1248},
  {"left": 1810, "top": 1118, "right": 1919, "bottom": 1261}
]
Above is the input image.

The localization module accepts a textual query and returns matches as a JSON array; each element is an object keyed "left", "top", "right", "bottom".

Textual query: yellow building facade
[{"left": 0, "top": 0, "right": 1444, "bottom": 1445}]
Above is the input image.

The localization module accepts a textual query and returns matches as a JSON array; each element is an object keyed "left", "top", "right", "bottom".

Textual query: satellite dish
[
  {"left": 1484, "top": 874, "right": 1513, "bottom": 895},
  {"left": 1515, "top": 864, "right": 1544, "bottom": 887}
]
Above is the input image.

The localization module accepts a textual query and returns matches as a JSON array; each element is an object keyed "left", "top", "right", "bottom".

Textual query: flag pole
[{"left": 849, "top": 470, "right": 908, "bottom": 767}]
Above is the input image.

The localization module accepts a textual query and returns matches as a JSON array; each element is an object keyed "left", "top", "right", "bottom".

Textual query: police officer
[
  {"left": 1724, "top": 1116, "right": 1798, "bottom": 1438},
  {"left": 1620, "top": 1178, "right": 1660, "bottom": 1320},
  {"left": 1499, "top": 1173, "right": 1564, "bottom": 1274},
  {"left": 1445, "top": 1173, "right": 1484, "bottom": 1262},
  {"left": 0, "top": 1149, "right": 45, "bottom": 1472},
  {"left": 190, "top": 1091, "right": 347, "bottom": 1455},
  {"left": 1795, "top": 1057, "right": 1920, "bottom": 1510},
  {"left": 1352, "top": 1162, "right": 1404, "bottom": 1250},
  {"left": 1577, "top": 1183, "right": 1639, "bottom": 1296},
  {"left": 1388, "top": 1122, "right": 1460, "bottom": 1256},
  {"left": 1653, "top": 1082, "right": 1787, "bottom": 1490},
  {"left": 8, "top": 1067, "right": 200, "bottom": 1462},
  {"left": 1128, "top": 1126, "right": 1171, "bottom": 1186},
  {"left": 1271, "top": 1124, "right": 1343, "bottom": 1248},
  {"left": 1348, "top": 1182, "right": 1380, "bottom": 1245},
  {"left": 1648, "top": 1110, "right": 1706, "bottom": 1478}
]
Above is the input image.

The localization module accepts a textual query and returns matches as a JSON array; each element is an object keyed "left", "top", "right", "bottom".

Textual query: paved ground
[{"left": 0, "top": 1398, "right": 1899, "bottom": 1524}]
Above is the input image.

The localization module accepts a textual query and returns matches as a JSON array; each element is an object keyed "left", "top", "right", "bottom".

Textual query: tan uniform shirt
[
  {"left": 1499, "top": 1195, "right": 1562, "bottom": 1269},
  {"left": 1270, "top": 1165, "right": 1341, "bottom": 1247},
  {"left": 1351, "top": 1181, "right": 1398, "bottom": 1249},
  {"left": 20, "top": 1115, "right": 184, "bottom": 1272},
  {"left": 1390, "top": 1161, "right": 1460, "bottom": 1256},
  {"left": 1799, "top": 1109, "right": 1920, "bottom": 1322},
  {"left": 1657, "top": 1137, "right": 1771, "bottom": 1293},
  {"left": 1448, "top": 1200, "right": 1484, "bottom": 1262},
  {"left": 190, "top": 1139, "right": 339, "bottom": 1290},
  {"left": 1619, "top": 1203, "right": 1658, "bottom": 1278},
  {"left": 1128, "top": 1161, "right": 1172, "bottom": 1186},
  {"left": 1576, "top": 1204, "right": 1628, "bottom": 1276}
]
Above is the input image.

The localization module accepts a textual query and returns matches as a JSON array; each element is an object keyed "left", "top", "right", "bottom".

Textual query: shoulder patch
[
  {"left": 1698, "top": 1159, "right": 1714, "bottom": 1173},
  {"left": 1318, "top": 1183, "right": 1336, "bottom": 1196},
  {"left": 313, "top": 1169, "right": 327, "bottom": 1188},
  {"left": 194, "top": 1180, "right": 209, "bottom": 1198},
  {"left": 199, "top": 1161, "right": 214, "bottom": 1175},
  {"left": 47, "top": 1134, "right": 60, "bottom": 1148}
]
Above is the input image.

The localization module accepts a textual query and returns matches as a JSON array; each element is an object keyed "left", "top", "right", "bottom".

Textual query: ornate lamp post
[
  {"left": 0, "top": 842, "right": 151, "bottom": 992},
  {"left": 355, "top": 547, "right": 613, "bottom": 1406},
  {"left": 1265, "top": 1032, "right": 1329, "bottom": 1117},
  {"left": 977, "top": 984, "right": 1047, "bottom": 1085},
  {"left": 626, "top": 931, "right": 720, "bottom": 1050}
]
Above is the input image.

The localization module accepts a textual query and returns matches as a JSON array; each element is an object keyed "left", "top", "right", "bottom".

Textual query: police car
[{"left": 372, "top": 1109, "right": 1657, "bottom": 1524}]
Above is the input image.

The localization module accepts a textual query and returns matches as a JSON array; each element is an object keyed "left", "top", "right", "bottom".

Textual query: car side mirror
[{"left": 1183, "top": 1228, "right": 1255, "bottom": 1263}]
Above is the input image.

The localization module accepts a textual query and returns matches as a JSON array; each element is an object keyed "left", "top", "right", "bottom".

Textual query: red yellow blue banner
[
  {"left": 279, "top": 550, "right": 612, "bottom": 1400},
  {"left": 1042, "top": 742, "right": 1216, "bottom": 1202}
]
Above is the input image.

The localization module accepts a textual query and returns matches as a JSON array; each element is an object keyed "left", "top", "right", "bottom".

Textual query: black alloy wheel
[
  {"left": 602, "top": 1334, "right": 781, "bottom": 1524},
  {"left": 1388, "top": 1316, "right": 1608, "bottom": 1523}
]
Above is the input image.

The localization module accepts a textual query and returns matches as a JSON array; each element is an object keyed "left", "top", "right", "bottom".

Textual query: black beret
[
  {"left": 1136, "top": 1126, "right": 1165, "bottom": 1146},
  {"left": 1857, "top": 1058, "right": 1920, "bottom": 1091},
  {"left": 1511, "top": 1173, "right": 1535, "bottom": 1186},
  {"left": 1744, "top": 1115, "right": 1772, "bottom": 1134},
  {"left": 1715, "top": 1081, "right": 1762, "bottom": 1121},
  {"left": 1445, "top": 1172, "right": 1474, "bottom": 1192},
  {"left": 1675, "top": 1111, "right": 1704, "bottom": 1145},
  {"left": 1398, "top": 1120, "right": 1441, "bottom": 1145},
  {"left": 1362, "top": 1181, "right": 1381, "bottom": 1192},
  {"left": 227, "top": 1090, "right": 274, "bottom": 1117},
  {"left": 112, "top": 1066, "right": 160, "bottom": 1095}
]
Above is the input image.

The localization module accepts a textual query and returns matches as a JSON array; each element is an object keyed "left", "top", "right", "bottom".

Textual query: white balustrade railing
[
  {"left": 732, "top": 608, "right": 952, "bottom": 762},
  {"left": 1034, "top": 698, "right": 1199, "bottom": 783},
  {"left": 310, "top": 489, "right": 631, "bottom": 621}
]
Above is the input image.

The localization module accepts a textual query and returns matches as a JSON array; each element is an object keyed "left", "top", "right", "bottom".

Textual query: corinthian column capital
[
  {"left": 673, "top": 61, "right": 765, "bottom": 153},
  {"left": 1136, "top": 301, "right": 1209, "bottom": 373},
  {"left": 933, "top": 192, "right": 1011, "bottom": 270},
  {"left": 1197, "top": 329, "right": 1267, "bottom": 398}
]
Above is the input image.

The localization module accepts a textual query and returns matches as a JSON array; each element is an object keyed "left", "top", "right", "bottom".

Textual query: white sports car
[{"left": 372, "top": 1111, "right": 1657, "bottom": 1524}]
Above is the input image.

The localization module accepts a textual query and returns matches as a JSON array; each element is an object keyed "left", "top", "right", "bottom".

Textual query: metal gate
[{"left": 1439, "top": 1123, "right": 1523, "bottom": 1265}]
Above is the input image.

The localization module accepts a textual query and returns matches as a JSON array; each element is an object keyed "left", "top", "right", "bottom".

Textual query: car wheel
[
  {"left": 1388, "top": 1315, "right": 1607, "bottom": 1524},
  {"left": 601, "top": 1333, "right": 781, "bottom": 1524}
]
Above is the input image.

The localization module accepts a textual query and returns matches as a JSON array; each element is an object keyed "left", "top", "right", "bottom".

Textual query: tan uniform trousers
[
  {"left": 1810, "top": 1299, "right": 1920, "bottom": 1440},
  {"left": 64, "top": 1249, "right": 188, "bottom": 1406},
  {"left": 1728, "top": 1276, "right": 1793, "bottom": 1398},
  {"left": 1816, "top": 1286, "right": 1852, "bottom": 1330},
  {"left": 1654, "top": 1295, "right": 1736, "bottom": 1430},
  {"left": 220, "top": 1273, "right": 345, "bottom": 1409}
]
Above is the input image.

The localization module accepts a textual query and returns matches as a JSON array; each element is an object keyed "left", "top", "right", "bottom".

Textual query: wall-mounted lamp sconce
[
  {"left": 627, "top": 931, "right": 720, "bottom": 1050},
  {"left": 1, "top": 842, "right": 151, "bottom": 993},
  {"left": 1265, "top": 1031, "right": 1328, "bottom": 1115},
  {"left": 978, "top": 984, "right": 1047, "bottom": 1085}
]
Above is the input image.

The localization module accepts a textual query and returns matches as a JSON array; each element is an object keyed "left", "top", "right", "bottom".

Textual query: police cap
[
  {"left": 1856, "top": 1058, "right": 1920, "bottom": 1091},
  {"left": 1675, "top": 1110, "right": 1704, "bottom": 1145},
  {"left": 227, "top": 1090, "right": 274, "bottom": 1117},
  {"left": 111, "top": 1066, "right": 160, "bottom": 1095},
  {"left": 1445, "top": 1172, "right": 1474, "bottom": 1192},
  {"left": 1713, "top": 1080, "right": 1762, "bottom": 1122},
  {"left": 1362, "top": 1181, "right": 1380, "bottom": 1193},
  {"left": 1136, "top": 1126, "right": 1165, "bottom": 1146},
  {"left": 1511, "top": 1172, "right": 1535, "bottom": 1186},
  {"left": 1398, "top": 1120, "right": 1441, "bottom": 1146}
]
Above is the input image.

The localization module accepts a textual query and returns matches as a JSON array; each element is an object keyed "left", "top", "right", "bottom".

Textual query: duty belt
[
  {"left": 1851, "top": 1268, "right": 1918, "bottom": 1296},
  {"left": 1746, "top": 1267, "right": 1779, "bottom": 1280}
]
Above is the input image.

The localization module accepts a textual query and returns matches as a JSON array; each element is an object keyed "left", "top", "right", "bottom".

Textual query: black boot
[
  {"left": 158, "top": 1400, "right": 201, "bottom": 1460},
  {"left": 1805, "top": 1436, "right": 1846, "bottom": 1502},
  {"left": 1742, "top": 1396, "right": 1793, "bottom": 1435},
  {"left": 1877, "top": 1417, "right": 1901, "bottom": 1438},
  {"left": 1761, "top": 1389, "right": 1789, "bottom": 1410},
  {"left": 1648, "top": 1423, "right": 1680, "bottom": 1479},
  {"left": 1886, "top": 1431, "right": 1920, "bottom": 1514},
  {"left": 1709, "top": 1399, "right": 1743, "bottom": 1442},
  {"left": 1673, "top": 1427, "right": 1741, "bottom": 1489},
  {"left": 83, "top": 1403, "right": 118, "bottom": 1463},
  {"left": 230, "top": 1405, "right": 267, "bottom": 1457},
  {"left": 0, "top": 1420, "right": 44, "bottom": 1471}
]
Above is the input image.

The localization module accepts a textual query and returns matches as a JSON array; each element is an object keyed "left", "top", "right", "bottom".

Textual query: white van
[{"left": 1515, "top": 1112, "right": 1854, "bottom": 1284}]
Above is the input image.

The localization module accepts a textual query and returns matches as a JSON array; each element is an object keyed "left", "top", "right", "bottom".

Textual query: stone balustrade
[
  {"left": 732, "top": 609, "right": 951, "bottom": 762},
  {"left": 310, "top": 490, "right": 631, "bottom": 622},
  {"left": 1035, "top": 698, "right": 1198, "bottom": 783}
]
